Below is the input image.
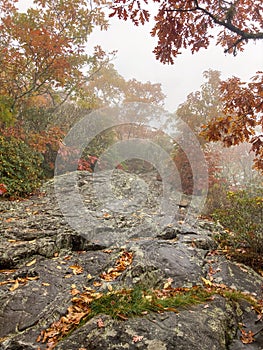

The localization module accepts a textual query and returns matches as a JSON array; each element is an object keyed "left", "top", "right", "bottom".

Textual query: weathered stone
[{"left": 0, "top": 170, "right": 262, "bottom": 350}]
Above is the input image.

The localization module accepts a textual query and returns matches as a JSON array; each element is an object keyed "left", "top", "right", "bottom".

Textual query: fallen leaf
[
  {"left": 117, "top": 313, "right": 128, "bottom": 320},
  {"left": 27, "top": 276, "right": 39, "bottom": 281},
  {"left": 97, "top": 318, "right": 104, "bottom": 328},
  {"left": 163, "top": 278, "right": 173, "bottom": 289},
  {"left": 201, "top": 277, "right": 213, "bottom": 287},
  {"left": 93, "top": 281, "right": 102, "bottom": 287},
  {"left": 42, "top": 282, "right": 50, "bottom": 286},
  {"left": 10, "top": 279, "right": 19, "bottom": 291},
  {"left": 69, "top": 265, "right": 84, "bottom": 275},
  {"left": 71, "top": 288, "right": 80, "bottom": 296},
  {"left": 64, "top": 256, "right": 72, "bottom": 261},
  {"left": 26, "top": 259, "right": 37, "bottom": 267},
  {"left": 0, "top": 269, "right": 16, "bottom": 274},
  {"left": 6, "top": 218, "right": 16, "bottom": 223},
  {"left": 0, "top": 279, "right": 15, "bottom": 286},
  {"left": 240, "top": 329, "right": 255, "bottom": 344},
  {"left": 132, "top": 335, "right": 144, "bottom": 343},
  {"left": 99, "top": 251, "right": 133, "bottom": 281}
]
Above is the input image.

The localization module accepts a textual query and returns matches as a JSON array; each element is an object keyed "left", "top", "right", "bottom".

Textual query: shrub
[
  {"left": 0, "top": 135, "right": 44, "bottom": 198},
  {"left": 212, "top": 188, "right": 263, "bottom": 255}
]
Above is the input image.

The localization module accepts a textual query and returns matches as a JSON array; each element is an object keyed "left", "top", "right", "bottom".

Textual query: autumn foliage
[
  {"left": 0, "top": 0, "right": 109, "bottom": 122},
  {"left": 110, "top": 0, "right": 263, "bottom": 172},
  {"left": 203, "top": 72, "right": 263, "bottom": 171}
]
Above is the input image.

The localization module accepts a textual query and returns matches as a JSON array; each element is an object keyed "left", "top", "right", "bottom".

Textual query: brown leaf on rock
[
  {"left": 100, "top": 251, "right": 133, "bottom": 281},
  {"left": 132, "top": 335, "right": 144, "bottom": 343},
  {"left": 69, "top": 264, "right": 84, "bottom": 275},
  {"left": 97, "top": 318, "right": 104, "bottom": 328},
  {"left": 9, "top": 279, "right": 19, "bottom": 291},
  {"left": 240, "top": 329, "right": 255, "bottom": 344},
  {"left": 37, "top": 288, "right": 103, "bottom": 348}
]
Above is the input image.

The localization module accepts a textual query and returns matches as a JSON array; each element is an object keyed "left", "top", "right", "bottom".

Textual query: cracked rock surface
[{"left": 0, "top": 170, "right": 262, "bottom": 349}]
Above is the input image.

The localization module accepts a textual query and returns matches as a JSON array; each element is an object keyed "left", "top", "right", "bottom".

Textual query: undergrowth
[
  {"left": 37, "top": 284, "right": 263, "bottom": 349},
  {"left": 212, "top": 188, "right": 263, "bottom": 273}
]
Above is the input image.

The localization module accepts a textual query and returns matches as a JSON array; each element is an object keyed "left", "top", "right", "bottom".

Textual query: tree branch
[{"left": 166, "top": 1, "right": 263, "bottom": 42}]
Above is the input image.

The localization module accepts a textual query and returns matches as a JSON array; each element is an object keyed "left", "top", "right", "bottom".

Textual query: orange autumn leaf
[
  {"left": 69, "top": 265, "right": 84, "bottom": 275},
  {"left": 9, "top": 279, "right": 19, "bottom": 291},
  {"left": 240, "top": 329, "right": 255, "bottom": 344},
  {"left": 100, "top": 251, "right": 133, "bottom": 281},
  {"left": 97, "top": 318, "right": 105, "bottom": 328}
]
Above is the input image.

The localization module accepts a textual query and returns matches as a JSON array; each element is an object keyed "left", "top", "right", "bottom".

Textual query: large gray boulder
[{"left": 0, "top": 170, "right": 262, "bottom": 349}]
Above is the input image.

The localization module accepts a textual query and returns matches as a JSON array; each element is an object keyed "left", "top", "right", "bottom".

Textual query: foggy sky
[
  {"left": 19, "top": 0, "right": 263, "bottom": 112},
  {"left": 88, "top": 16, "right": 263, "bottom": 112}
]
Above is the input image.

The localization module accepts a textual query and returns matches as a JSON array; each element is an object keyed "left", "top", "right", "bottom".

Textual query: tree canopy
[
  {"left": 110, "top": 0, "right": 263, "bottom": 172},
  {"left": 0, "top": 0, "right": 110, "bottom": 123},
  {"left": 110, "top": 0, "right": 263, "bottom": 63}
]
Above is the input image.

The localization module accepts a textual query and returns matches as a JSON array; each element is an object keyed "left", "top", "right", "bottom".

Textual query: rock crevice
[{"left": 0, "top": 170, "right": 262, "bottom": 349}]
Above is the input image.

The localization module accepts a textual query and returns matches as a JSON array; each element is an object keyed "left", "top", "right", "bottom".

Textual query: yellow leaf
[
  {"left": 70, "top": 288, "right": 80, "bottom": 296},
  {"left": 93, "top": 281, "right": 102, "bottom": 287},
  {"left": 42, "top": 282, "right": 50, "bottom": 286},
  {"left": 26, "top": 259, "right": 36, "bottom": 267},
  {"left": 27, "top": 276, "right": 39, "bottom": 281},
  {"left": 69, "top": 265, "right": 84, "bottom": 275},
  {"left": 10, "top": 279, "right": 19, "bottom": 292},
  {"left": 201, "top": 277, "right": 213, "bottom": 286},
  {"left": 163, "top": 277, "right": 173, "bottom": 289}
]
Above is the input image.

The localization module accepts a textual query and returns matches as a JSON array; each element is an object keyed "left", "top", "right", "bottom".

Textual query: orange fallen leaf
[
  {"left": 102, "top": 213, "right": 111, "bottom": 219},
  {"left": 10, "top": 279, "right": 19, "bottom": 291},
  {"left": 0, "top": 269, "right": 16, "bottom": 274},
  {"left": 132, "top": 335, "right": 144, "bottom": 343},
  {"left": 69, "top": 265, "right": 84, "bottom": 275},
  {"left": 100, "top": 251, "right": 133, "bottom": 281},
  {"left": 163, "top": 277, "right": 173, "bottom": 289},
  {"left": 27, "top": 276, "right": 39, "bottom": 281},
  {"left": 93, "top": 281, "right": 102, "bottom": 287},
  {"left": 240, "top": 329, "right": 255, "bottom": 344},
  {"left": 6, "top": 218, "right": 16, "bottom": 223},
  {"left": 70, "top": 288, "right": 80, "bottom": 296},
  {"left": 97, "top": 318, "right": 104, "bottom": 328}
]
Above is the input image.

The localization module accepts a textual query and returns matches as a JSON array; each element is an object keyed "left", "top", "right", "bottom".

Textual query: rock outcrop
[{"left": 0, "top": 170, "right": 262, "bottom": 349}]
